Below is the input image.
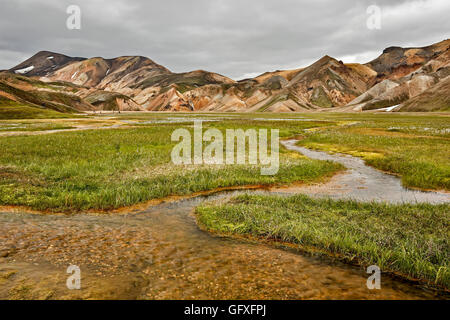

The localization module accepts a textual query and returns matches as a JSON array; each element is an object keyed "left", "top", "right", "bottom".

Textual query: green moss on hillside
[{"left": 311, "top": 86, "right": 333, "bottom": 108}]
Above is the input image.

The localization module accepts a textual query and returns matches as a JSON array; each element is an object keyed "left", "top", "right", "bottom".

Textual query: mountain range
[{"left": 1, "top": 39, "right": 449, "bottom": 115}]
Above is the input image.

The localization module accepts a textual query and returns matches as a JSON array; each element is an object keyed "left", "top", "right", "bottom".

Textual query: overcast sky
[{"left": 0, "top": 0, "right": 449, "bottom": 79}]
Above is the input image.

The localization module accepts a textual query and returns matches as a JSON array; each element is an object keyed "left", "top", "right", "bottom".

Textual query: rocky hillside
[
  {"left": 366, "top": 39, "right": 450, "bottom": 84},
  {"left": 5, "top": 39, "right": 449, "bottom": 114},
  {"left": 179, "top": 56, "right": 372, "bottom": 112},
  {"left": 0, "top": 72, "right": 94, "bottom": 113},
  {"left": 0, "top": 71, "right": 141, "bottom": 114},
  {"left": 11, "top": 52, "right": 235, "bottom": 112},
  {"left": 41, "top": 55, "right": 172, "bottom": 90},
  {"left": 397, "top": 76, "right": 450, "bottom": 112},
  {"left": 345, "top": 40, "right": 450, "bottom": 111}
]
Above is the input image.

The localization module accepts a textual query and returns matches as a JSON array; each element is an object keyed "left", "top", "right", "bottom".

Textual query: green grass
[
  {"left": 0, "top": 120, "right": 342, "bottom": 212},
  {"left": 196, "top": 194, "right": 450, "bottom": 289},
  {"left": 0, "top": 97, "right": 74, "bottom": 120}
]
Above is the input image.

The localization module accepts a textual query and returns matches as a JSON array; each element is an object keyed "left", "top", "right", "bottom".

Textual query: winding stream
[
  {"left": 0, "top": 139, "right": 448, "bottom": 299},
  {"left": 279, "top": 140, "right": 450, "bottom": 204}
]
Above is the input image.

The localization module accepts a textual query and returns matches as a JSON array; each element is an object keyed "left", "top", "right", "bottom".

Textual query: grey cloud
[{"left": 0, "top": 0, "right": 448, "bottom": 79}]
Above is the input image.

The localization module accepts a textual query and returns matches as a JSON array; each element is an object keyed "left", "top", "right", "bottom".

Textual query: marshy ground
[{"left": 0, "top": 112, "right": 448, "bottom": 299}]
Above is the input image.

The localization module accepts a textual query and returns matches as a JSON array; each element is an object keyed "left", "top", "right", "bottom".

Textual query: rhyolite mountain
[
  {"left": 343, "top": 39, "right": 450, "bottom": 112},
  {"left": 2, "top": 39, "right": 449, "bottom": 114}
]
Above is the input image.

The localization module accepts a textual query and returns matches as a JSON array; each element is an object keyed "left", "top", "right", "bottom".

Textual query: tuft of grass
[{"left": 196, "top": 194, "right": 450, "bottom": 289}]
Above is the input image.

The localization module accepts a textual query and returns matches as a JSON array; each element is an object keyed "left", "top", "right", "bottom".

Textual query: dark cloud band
[{"left": 1, "top": 0, "right": 448, "bottom": 79}]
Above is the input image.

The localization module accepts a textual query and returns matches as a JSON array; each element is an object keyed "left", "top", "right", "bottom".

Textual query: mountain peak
[
  {"left": 10, "top": 51, "right": 86, "bottom": 77},
  {"left": 311, "top": 55, "right": 340, "bottom": 67},
  {"left": 320, "top": 54, "right": 333, "bottom": 60}
]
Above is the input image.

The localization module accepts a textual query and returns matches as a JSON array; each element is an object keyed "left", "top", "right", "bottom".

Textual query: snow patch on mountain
[{"left": 15, "top": 66, "right": 35, "bottom": 74}]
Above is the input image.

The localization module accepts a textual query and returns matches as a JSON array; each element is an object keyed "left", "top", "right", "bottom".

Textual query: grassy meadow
[
  {"left": 0, "top": 111, "right": 448, "bottom": 290},
  {"left": 0, "top": 112, "right": 449, "bottom": 212},
  {"left": 0, "top": 117, "right": 342, "bottom": 212},
  {"left": 196, "top": 194, "right": 450, "bottom": 289}
]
